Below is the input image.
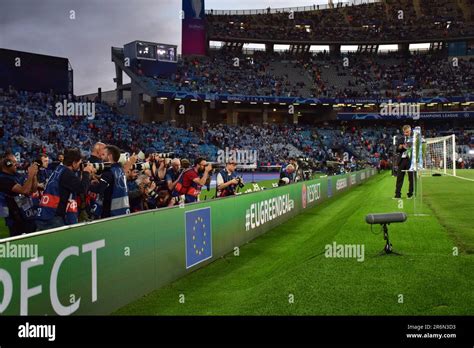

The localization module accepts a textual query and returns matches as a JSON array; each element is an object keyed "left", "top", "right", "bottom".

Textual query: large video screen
[
  {"left": 136, "top": 42, "right": 157, "bottom": 60},
  {"left": 0, "top": 49, "right": 69, "bottom": 94},
  {"left": 157, "top": 44, "right": 177, "bottom": 62}
]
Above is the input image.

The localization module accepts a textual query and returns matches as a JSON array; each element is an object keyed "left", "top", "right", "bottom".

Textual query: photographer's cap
[{"left": 145, "top": 147, "right": 156, "bottom": 158}]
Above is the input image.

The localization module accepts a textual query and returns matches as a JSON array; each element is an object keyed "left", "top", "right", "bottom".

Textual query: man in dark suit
[{"left": 394, "top": 125, "right": 414, "bottom": 199}]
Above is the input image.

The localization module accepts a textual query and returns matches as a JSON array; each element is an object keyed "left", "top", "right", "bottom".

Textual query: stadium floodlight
[{"left": 365, "top": 213, "right": 407, "bottom": 255}]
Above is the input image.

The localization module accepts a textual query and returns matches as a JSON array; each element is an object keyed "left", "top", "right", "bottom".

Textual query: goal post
[{"left": 423, "top": 134, "right": 457, "bottom": 176}]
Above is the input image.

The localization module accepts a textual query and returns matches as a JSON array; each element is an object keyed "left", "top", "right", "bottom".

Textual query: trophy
[{"left": 191, "top": 0, "right": 203, "bottom": 19}]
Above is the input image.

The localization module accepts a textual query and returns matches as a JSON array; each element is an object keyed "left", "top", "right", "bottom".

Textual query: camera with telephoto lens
[
  {"left": 81, "top": 162, "right": 112, "bottom": 172},
  {"left": 132, "top": 162, "right": 152, "bottom": 172},
  {"left": 147, "top": 188, "right": 159, "bottom": 200},
  {"left": 156, "top": 152, "right": 174, "bottom": 159},
  {"left": 297, "top": 157, "right": 311, "bottom": 170}
]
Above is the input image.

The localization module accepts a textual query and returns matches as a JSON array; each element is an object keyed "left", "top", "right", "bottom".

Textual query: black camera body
[
  {"left": 235, "top": 176, "right": 245, "bottom": 189},
  {"left": 296, "top": 157, "right": 315, "bottom": 181}
]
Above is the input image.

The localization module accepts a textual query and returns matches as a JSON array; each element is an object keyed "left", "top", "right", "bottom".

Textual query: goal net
[{"left": 423, "top": 134, "right": 457, "bottom": 176}]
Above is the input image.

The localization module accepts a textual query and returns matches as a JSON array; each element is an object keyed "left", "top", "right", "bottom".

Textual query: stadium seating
[
  {"left": 2, "top": 88, "right": 473, "bottom": 170},
  {"left": 207, "top": 0, "right": 474, "bottom": 42},
  {"left": 147, "top": 51, "right": 474, "bottom": 99}
]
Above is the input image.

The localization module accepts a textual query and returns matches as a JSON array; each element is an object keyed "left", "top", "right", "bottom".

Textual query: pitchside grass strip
[{"left": 115, "top": 171, "right": 474, "bottom": 315}]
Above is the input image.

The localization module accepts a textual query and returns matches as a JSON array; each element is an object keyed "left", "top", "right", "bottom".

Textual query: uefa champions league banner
[
  {"left": 156, "top": 90, "right": 474, "bottom": 106},
  {"left": 182, "top": 0, "right": 206, "bottom": 56},
  {"left": 338, "top": 111, "right": 474, "bottom": 120},
  {"left": 0, "top": 169, "right": 374, "bottom": 315}
]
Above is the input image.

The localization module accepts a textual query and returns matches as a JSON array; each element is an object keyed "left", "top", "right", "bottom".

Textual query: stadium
[{"left": 0, "top": 0, "right": 473, "bottom": 344}]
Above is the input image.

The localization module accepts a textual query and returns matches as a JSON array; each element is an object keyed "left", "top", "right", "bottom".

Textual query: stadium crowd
[
  {"left": 1, "top": 87, "right": 393, "bottom": 167},
  {"left": 151, "top": 51, "right": 474, "bottom": 99},
  {"left": 207, "top": 0, "right": 474, "bottom": 42},
  {"left": 1, "top": 87, "right": 473, "bottom": 237}
]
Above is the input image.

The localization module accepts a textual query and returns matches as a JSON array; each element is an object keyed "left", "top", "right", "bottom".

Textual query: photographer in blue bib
[
  {"left": 394, "top": 125, "right": 414, "bottom": 199},
  {"left": 0, "top": 152, "right": 39, "bottom": 236},
  {"left": 88, "top": 145, "right": 131, "bottom": 219},
  {"left": 216, "top": 160, "right": 244, "bottom": 198},
  {"left": 36, "top": 148, "right": 95, "bottom": 231}
]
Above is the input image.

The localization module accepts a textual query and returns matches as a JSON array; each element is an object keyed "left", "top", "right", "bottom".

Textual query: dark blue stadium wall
[{"left": 0, "top": 48, "right": 70, "bottom": 94}]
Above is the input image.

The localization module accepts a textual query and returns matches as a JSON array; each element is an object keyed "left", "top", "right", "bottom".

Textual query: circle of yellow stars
[{"left": 193, "top": 216, "right": 207, "bottom": 256}]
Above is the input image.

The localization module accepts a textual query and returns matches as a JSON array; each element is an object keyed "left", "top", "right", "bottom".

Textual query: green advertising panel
[{"left": 0, "top": 169, "right": 375, "bottom": 315}]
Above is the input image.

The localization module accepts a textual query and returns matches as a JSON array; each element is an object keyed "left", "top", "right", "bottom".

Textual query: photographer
[
  {"left": 0, "top": 152, "right": 38, "bottom": 236},
  {"left": 36, "top": 154, "right": 52, "bottom": 186},
  {"left": 152, "top": 154, "right": 168, "bottom": 190},
  {"left": 89, "top": 142, "right": 106, "bottom": 163},
  {"left": 36, "top": 148, "right": 94, "bottom": 231},
  {"left": 278, "top": 164, "right": 296, "bottom": 186},
  {"left": 85, "top": 143, "right": 109, "bottom": 220},
  {"left": 166, "top": 158, "right": 181, "bottom": 193},
  {"left": 126, "top": 168, "right": 143, "bottom": 213},
  {"left": 47, "top": 152, "right": 64, "bottom": 172},
  {"left": 173, "top": 157, "right": 212, "bottom": 203},
  {"left": 216, "top": 160, "right": 241, "bottom": 197},
  {"left": 143, "top": 148, "right": 167, "bottom": 190},
  {"left": 281, "top": 157, "right": 298, "bottom": 176},
  {"left": 89, "top": 145, "right": 131, "bottom": 218},
  {"left": 134, "top": 174, "right": 156, "bottom": 211},
  {"left": 156, "top": 190, "right": 176, "bottom": 208}
]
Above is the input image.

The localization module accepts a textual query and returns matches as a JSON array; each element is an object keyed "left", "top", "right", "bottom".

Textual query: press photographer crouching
[
  {"left": 36, "top": 148, "right": 94, "bottom": 231},
  {"left": 137, "top": 174, "right": 176, "bottom": 209},
  {"left": 173, "top": 157, "right": 212, "bottom": 204},
  {"left": 0, "top": 152, "right": 39, "bottom": 236},
  {"left": 216, "top": 160, "right": 244, "bottom": 197},
  {"left": 278, "top": 164, "right": 296, "bottom": 186},
  {"left": 89, "top": 145, "right": 130, "bottom": 218}
]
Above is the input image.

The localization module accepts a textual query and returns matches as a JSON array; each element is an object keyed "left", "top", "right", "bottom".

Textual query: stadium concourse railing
[{"left": 0, "top": 168, "right": 377, "bottom": 315}]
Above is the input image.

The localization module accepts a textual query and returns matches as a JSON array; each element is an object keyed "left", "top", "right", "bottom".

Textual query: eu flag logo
[{"left": 185, "top": 207, "right": 212, "bottom": 269}]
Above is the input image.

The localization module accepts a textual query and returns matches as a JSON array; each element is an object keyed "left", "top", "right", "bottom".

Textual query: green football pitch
[{"left": 115, "top": 170, "right": 474, "bottom": 315}]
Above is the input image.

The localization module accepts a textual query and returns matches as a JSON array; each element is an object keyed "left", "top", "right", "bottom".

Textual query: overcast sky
[{"left": 0, "top": 0, "right": 330, "bottom": 95}]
